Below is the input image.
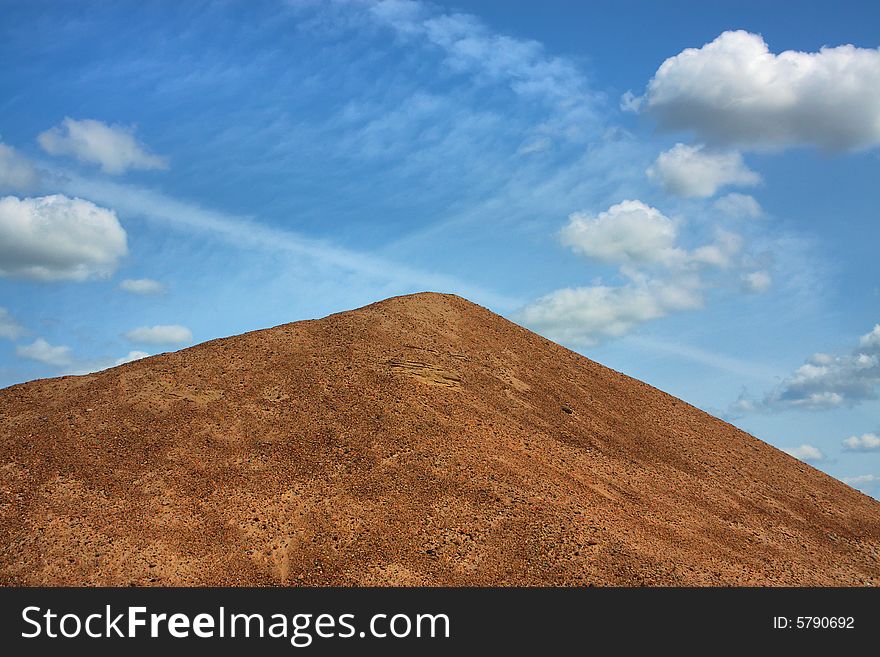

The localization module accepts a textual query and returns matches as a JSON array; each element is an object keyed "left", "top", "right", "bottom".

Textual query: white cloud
[
  {"left": 119, "top": 278, "right": 166, "bottom": 295},
  {"left": 0, "top": 307, "right": 25, "bottom": 340},
  {"left": 124, "top": 324, "right": 192, "bottom": 345},
  {"left": 860, "top": 324, "right": 880, "bottom": 349},
  {"left": 646, "top": 143, "right": 760, "bottom": 198},
  {"left": 517, "top": 278, "right": 703, "bottom": 346},
  {"left": 725, "top": 391, "right": 758, "bottom": 419},
  {"left": 842, "top": 433, "right": 880, "bottom": 452},
  {"left": 559, "top": 200, "right": 742, "bottom": 270},
  {"left": 782, "top": 444, "right": 826, "bottom": 463},
  {"left": 65, "top": 350, "right": 152, "bottom": 376},
  {"left": 560, "top": 200, "right": 684, "bottom": 266},
  {"left": 522, "top": 199, "right": 751, "bottom": 345},
  {"left": 16, "top": 338, "right": 73, "bottom": 366},
  {"left": 713, "top": 193, "right": 763, "bottom": 219},
  {"left": 689, "top": 229, "right": 742, "bottom": 269},
  {"left": 38, "top": 118, "right": 168, "bottom": 174},
  {"left": 741, "top": 270, "right": 772, "bottom": 293},
  {"left": 0, "top": 143, "right": 40, "bottom": 191},
  {"left": 842, "top": 474, "right": 879, "bottom": 490},
  {"left": 0, "top": 194, "right": 127, "bottom": 281},
  {"left": 764, "top": 324, "right": 880, "bottom": 409},
  {"left": 639, "top": 30, "right": 880, "bottom": 151},
  {"left": 114, "top": 350, "right": 150, "bottom": 366}
]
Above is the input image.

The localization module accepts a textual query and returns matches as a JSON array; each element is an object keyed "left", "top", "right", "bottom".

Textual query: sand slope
[{"left": 1, "top": 292, "right": 878, "bottom": 585}]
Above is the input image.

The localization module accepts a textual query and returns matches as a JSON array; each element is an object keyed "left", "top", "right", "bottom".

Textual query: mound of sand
[{"left": 1, "top": 293, "right": 878, "bottom": 585}]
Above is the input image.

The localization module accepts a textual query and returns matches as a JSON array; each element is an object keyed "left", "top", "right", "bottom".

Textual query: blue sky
[{"left": 1, "top": 0, "right": 879, "bottom": 496}]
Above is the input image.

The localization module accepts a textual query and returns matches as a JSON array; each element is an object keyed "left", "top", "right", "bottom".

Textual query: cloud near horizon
[
  {"left": 735, "top": 323, "right": 880, "bottom": 412},
  {"left": 518, "top": 278, "right": 704, "bottom": 346},
  {"left": 843, "top": 474, "right": 879, "bottom": 491},
  {"left": 782, "top": 443, "right": 826, "bottom": 463},
  {"left": 114, "top": 350, "right": 150, "bottom": 366},
  {"left": 124, "top": 324, "right": 192, "bottom": 345}
]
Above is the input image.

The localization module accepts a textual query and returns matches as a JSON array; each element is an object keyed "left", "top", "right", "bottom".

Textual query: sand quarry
[{"left": 1, "top": 292, "right": 879, "bottom": 586}]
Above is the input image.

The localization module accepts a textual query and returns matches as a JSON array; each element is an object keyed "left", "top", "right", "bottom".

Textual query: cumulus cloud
[
  {"left": 0, "top": 194, "right": 127, "bottom": 281},
  {"left": 521, "top": 199, "right": 749, "bottom": 345},
  {"left": 842, "top": 433, "right": 880, "bottom": 452},
  {"left": 861, "top": 325, "right": 880, "bottom": 349},
  {"left": 560, "top": 200, "right": 684, "bottom": 267},
  {"left": 782, "top": 444, "right": 826, "bottom": 463},
  {"left": 119, "top": 278, "right": 166, "bottom": 295},
  {"left": 38, "top": 118, "right": 168, "bottom": 174},
  {"left": 16, "top": 338, "right": 73, "bottom": 366},
  {"left": 560, "top": 200, "right": 741, "bottom": 270},
  {"left": 638, "top": 30, "right": 880, "bottom": 152},
  {"left": 124, "top": 324, "right": 192, "bottom": 345},
  {"left": 741, "top": 270, "right": 772, "bottom": 293},
  {"left": 647, "top": 143, "right": 761, "bottom": 198},
  {"left": 518, "top": 278, "right": 702, "bottom": 346},
  {"left": 0, "top": 143, "right": 41, "bottom": 191},
  {"left": 0, "top": 307, "right": 25, "bottom": 340},
  {"left": 714, "top": 193, "right": 763, "bottom": 219},
  {"left": 763, "top": 324, "right": 880, "bottom": 409}
]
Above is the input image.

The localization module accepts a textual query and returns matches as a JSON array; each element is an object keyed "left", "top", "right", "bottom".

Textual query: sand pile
[{"left": 1, "top": 292, "right": 878, "bottom": 585}]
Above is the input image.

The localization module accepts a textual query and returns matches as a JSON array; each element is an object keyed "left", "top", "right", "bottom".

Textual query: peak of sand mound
[{"left": 1, "top": 292, "right": 879, "bottom": 585}]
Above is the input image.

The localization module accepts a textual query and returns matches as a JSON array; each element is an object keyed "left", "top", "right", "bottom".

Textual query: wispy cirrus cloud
[{"left": 55, "top": 173, "right": 522, "bottom": 311}]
